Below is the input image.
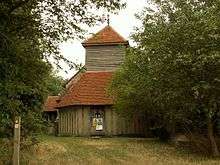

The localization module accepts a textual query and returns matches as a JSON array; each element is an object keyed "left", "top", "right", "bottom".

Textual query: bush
[{"left": 151, "top": 127, "right": 171, "bottom": 142}]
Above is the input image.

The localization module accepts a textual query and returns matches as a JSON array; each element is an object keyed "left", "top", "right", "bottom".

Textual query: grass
[{"left": 1, "top": 135, "right": 220, "bottom": 165}]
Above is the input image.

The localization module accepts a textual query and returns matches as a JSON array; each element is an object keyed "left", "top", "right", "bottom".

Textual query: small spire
[
  {"left": 107, "top": 14, "right": 110, "bottom": 26},
  {"left": 101, "top": 14, "right": 110, "bottom": 26}
]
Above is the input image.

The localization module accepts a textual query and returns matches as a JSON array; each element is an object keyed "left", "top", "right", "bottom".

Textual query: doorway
[{"left": 90, "top": 106, "right": 105, "bottom": 135}]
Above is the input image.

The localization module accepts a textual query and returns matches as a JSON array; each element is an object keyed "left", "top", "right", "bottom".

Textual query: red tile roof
[
  {"left": 57, "top": 71, "right": 114, "bottom": 108},
  {"left": 82, "top": 26, "right": 129, "bottom": 47},
  {"left": 44, "top": 96, "right": 59, "bottom": 112}
]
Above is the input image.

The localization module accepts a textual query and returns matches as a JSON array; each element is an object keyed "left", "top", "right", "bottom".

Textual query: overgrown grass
[{"left": 1, "top": 135, "right": 220, "bottom": 165}]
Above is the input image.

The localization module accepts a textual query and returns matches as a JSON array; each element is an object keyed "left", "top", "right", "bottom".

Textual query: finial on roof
[
  {"left": 107, "top": 14, "right": 110, "bottom": 26},
  {"left": 101, "top": 14, "right": 110, "bottom": 26}
]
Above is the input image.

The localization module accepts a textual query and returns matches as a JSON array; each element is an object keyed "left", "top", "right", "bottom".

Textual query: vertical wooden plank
[
  {"left": 104, "top": 107, "right": 108, "bottom": 135},
  {"left": 116, "top": 114, "right": 121, "bottom": 135},
  {"left": 105, "top": 106, "right": 111, "bottom": 136},
  {"left": 73, "top": 110, "right": 76, "bottom": 135},
  {"left": 78, "top": 107, "right": 82, "bottom": 135},
  {"left": 59, "top": 112, "right": 61, "bottom": 134},
  {"left": 132, "top": 116, "right": 135, "bottom": 134},
  {"left": 125, "top": 118, "right": 129, "bottom": 134},
  {"left": 82, "top": 106, "right": 84, "bottom": 135},
  {"left": 128, "top": 118, "right": 133, "bottom": 134},
  {"left": 63, "top": 113, "right": 65, "bottom": 134},
  {"left": 67, "top": 112, "right": 69, "bottom": 134},
  {"left": 76, "top": 108, "right": 78, "bottom": 135},
  {"left": 61, "top": 112, "right": 63, "bottom": 134},
  {"left": 83, "top": 106, "right": 89, "bottom": 136},
  {"left": 63, "top": 113, "right": 66, "bottom": 134},
  {"left": 68, "top": 111, "right": 70, "bottom": 134},
  {"left": 69, "top": 111, "right": 71, "bottom": 135},
  {"left": 120, "top": 117, "right": 123, "bottom": 135},
  {"left": 110, "top": 107, "right": 113, "bottom": 135},
  {"left": 134, "top": 117, "right": 137, "bottom": 134},
  {"left": 66, "top": 112, "right": 69, "bottom": 134},
  {"left": 123, "top": 118, "right": 127, "bottom": 134},
  {"left": 63, "top": 112, "right": 66, "bottom": 134},
  {"left": 65, "top": 113, "right": 67, "bottom": 134},
  {"left": 71, "top": 110, "right": 73, "bottom": 135},
  {"left": 89, "top": 107, "right": 92, "bottom": 135},
  {"left": 69, "top": 109, "right": 73, "bottom": 135},
  {"left": 69, "top": 110, "right": 72, "bottom": 135},
  {"left": 60, "top": 112, "right": 63, "bottom": 134},
  {"left": 112, "top": 110, "right": 117, "bottom": 135},
  {"left": 121, "top": 116, "right": 125, "bottom": 135}
]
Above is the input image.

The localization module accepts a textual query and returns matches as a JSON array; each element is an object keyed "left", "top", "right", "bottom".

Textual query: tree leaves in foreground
[
  {"left": 110, "top": 0, "right": 220, "bottom": 156},
  {"left": 0, "top": 0, "right": 125, "bottom": 137}
]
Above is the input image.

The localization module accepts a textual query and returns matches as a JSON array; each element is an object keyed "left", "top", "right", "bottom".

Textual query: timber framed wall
[
  {"left": 85, "top": 45, "right": 125, "bottom": 71},
  {"left": 58, "top": 105, "right": 145, "bottom": 136}
]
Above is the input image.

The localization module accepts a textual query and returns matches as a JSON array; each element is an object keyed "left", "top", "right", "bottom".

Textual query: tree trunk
[{"left": 207, "top": 117, "right": 219, "bottom": 157}]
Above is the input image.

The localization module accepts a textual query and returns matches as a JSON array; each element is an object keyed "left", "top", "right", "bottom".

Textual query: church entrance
[{"left": 90, "top": 106, "right": 105, "bottom": 135}]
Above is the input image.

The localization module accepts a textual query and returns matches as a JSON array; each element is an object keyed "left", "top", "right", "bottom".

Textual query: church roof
[
  {"left": 57, "top": 71, "right": 113, "bottom": 108},
  {"left": 82, "top": 25, "right": 129, "bottom": 47},
  {"left": 44, "top": 96, "right": 59, "bottom": 112}
]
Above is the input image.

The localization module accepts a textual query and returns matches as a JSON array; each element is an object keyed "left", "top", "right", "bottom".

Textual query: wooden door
[{"left": 90, "top": 106, "right": 105, "bottom": 135}]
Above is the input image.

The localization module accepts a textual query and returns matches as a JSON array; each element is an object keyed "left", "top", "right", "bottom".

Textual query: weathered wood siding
[
  {"left": 58, "top": 106, "right": 90, "bottom": 136},
  {"left": 58, "top": 105, "right": 145, "bottom": 136},
  {"left": 85, "top": 45, "right": 126, "bottom": 71}
]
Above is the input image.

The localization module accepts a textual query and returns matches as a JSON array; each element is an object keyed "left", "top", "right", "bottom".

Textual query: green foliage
[
  {"left": 46, "top": 72, "right": 66, "bottom": 96},
  {"left": 0, "top": 36, "right": 51, "bottom": 137},
  {"left": 110, "top": 0, "right": 220, "bottom": 152},
  {"left": 0, "top": 0, "right": 126, "bottom": 67}
]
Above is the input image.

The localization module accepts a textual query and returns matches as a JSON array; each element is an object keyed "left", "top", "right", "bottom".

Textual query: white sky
[{"left": 58, "top": 0, "right": 148, "bottom": 79}]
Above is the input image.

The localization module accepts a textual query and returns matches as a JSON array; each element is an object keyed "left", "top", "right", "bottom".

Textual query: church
[{"left": 44, "top": 25, "right": 145, "bottom": 136}]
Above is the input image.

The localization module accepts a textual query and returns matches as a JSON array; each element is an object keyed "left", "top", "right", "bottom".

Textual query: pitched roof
[
  {"left": 44, "top": 96, "right": 59, "bottom": 112},
  {"left": 82, "top": 26, "right": 129, "bottom": 47},
  {"left": 57, "top": 71, "right": 114, "bottom": 108}
]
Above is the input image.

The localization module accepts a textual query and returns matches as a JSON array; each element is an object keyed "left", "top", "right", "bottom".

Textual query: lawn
[{"left": 1, "top": 136, "right": 220, "bottom": 165}]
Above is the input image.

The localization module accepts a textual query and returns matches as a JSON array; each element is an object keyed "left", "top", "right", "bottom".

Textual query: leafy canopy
[
  {"left": 1, "top": 0, "right": 126, "bottom": 68},
  {"left": 110, "top": 0, "right": 220, "bottom": 147}
]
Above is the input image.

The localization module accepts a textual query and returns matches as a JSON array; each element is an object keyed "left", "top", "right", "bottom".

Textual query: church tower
[{"left": 82, "top": 26, "right": 129, "bottom": 71}]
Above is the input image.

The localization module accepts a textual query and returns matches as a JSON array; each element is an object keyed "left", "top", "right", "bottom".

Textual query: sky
[{"left": 58, "top": 0, "right": 148, "bottom": 79}]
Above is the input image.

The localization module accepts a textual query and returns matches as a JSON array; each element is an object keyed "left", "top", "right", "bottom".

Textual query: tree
[
  {"left": 110, "top": 0, "right": 220, "bottom": 156},
  {"left": 1, "top": 0, "right": 125, "bottom": 67},
  {"left": 0, "top": 36, "right": 51, "bottom": 137},
  {"left": 0, "top": 0, "right": 125, "bottom": 137},
  {"left": 46, "top": 72, "right": 66, "bottom": 96}
]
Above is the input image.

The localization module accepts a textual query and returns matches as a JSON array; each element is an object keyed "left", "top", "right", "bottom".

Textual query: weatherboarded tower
[
  {"left": 46, "top": 26, "right": 145, "bottom": 136},
  {"left": 82, "top": 26, "right": 129, "bottom": 71}
]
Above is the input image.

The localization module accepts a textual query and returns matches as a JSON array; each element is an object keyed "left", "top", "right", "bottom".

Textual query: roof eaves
[{"left": 82, "top": 41, "right": 129, "bottom": 47}]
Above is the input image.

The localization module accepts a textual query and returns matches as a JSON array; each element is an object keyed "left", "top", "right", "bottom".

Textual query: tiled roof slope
[
  {"left": 44, "top": 96, "right": 59, "bottom": 112},
  {"left": 82, "top": 26, "right": 129, "bottom": 47},
  {"left": 57, "top": 71, "right": 113, "bottom": 108}
]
